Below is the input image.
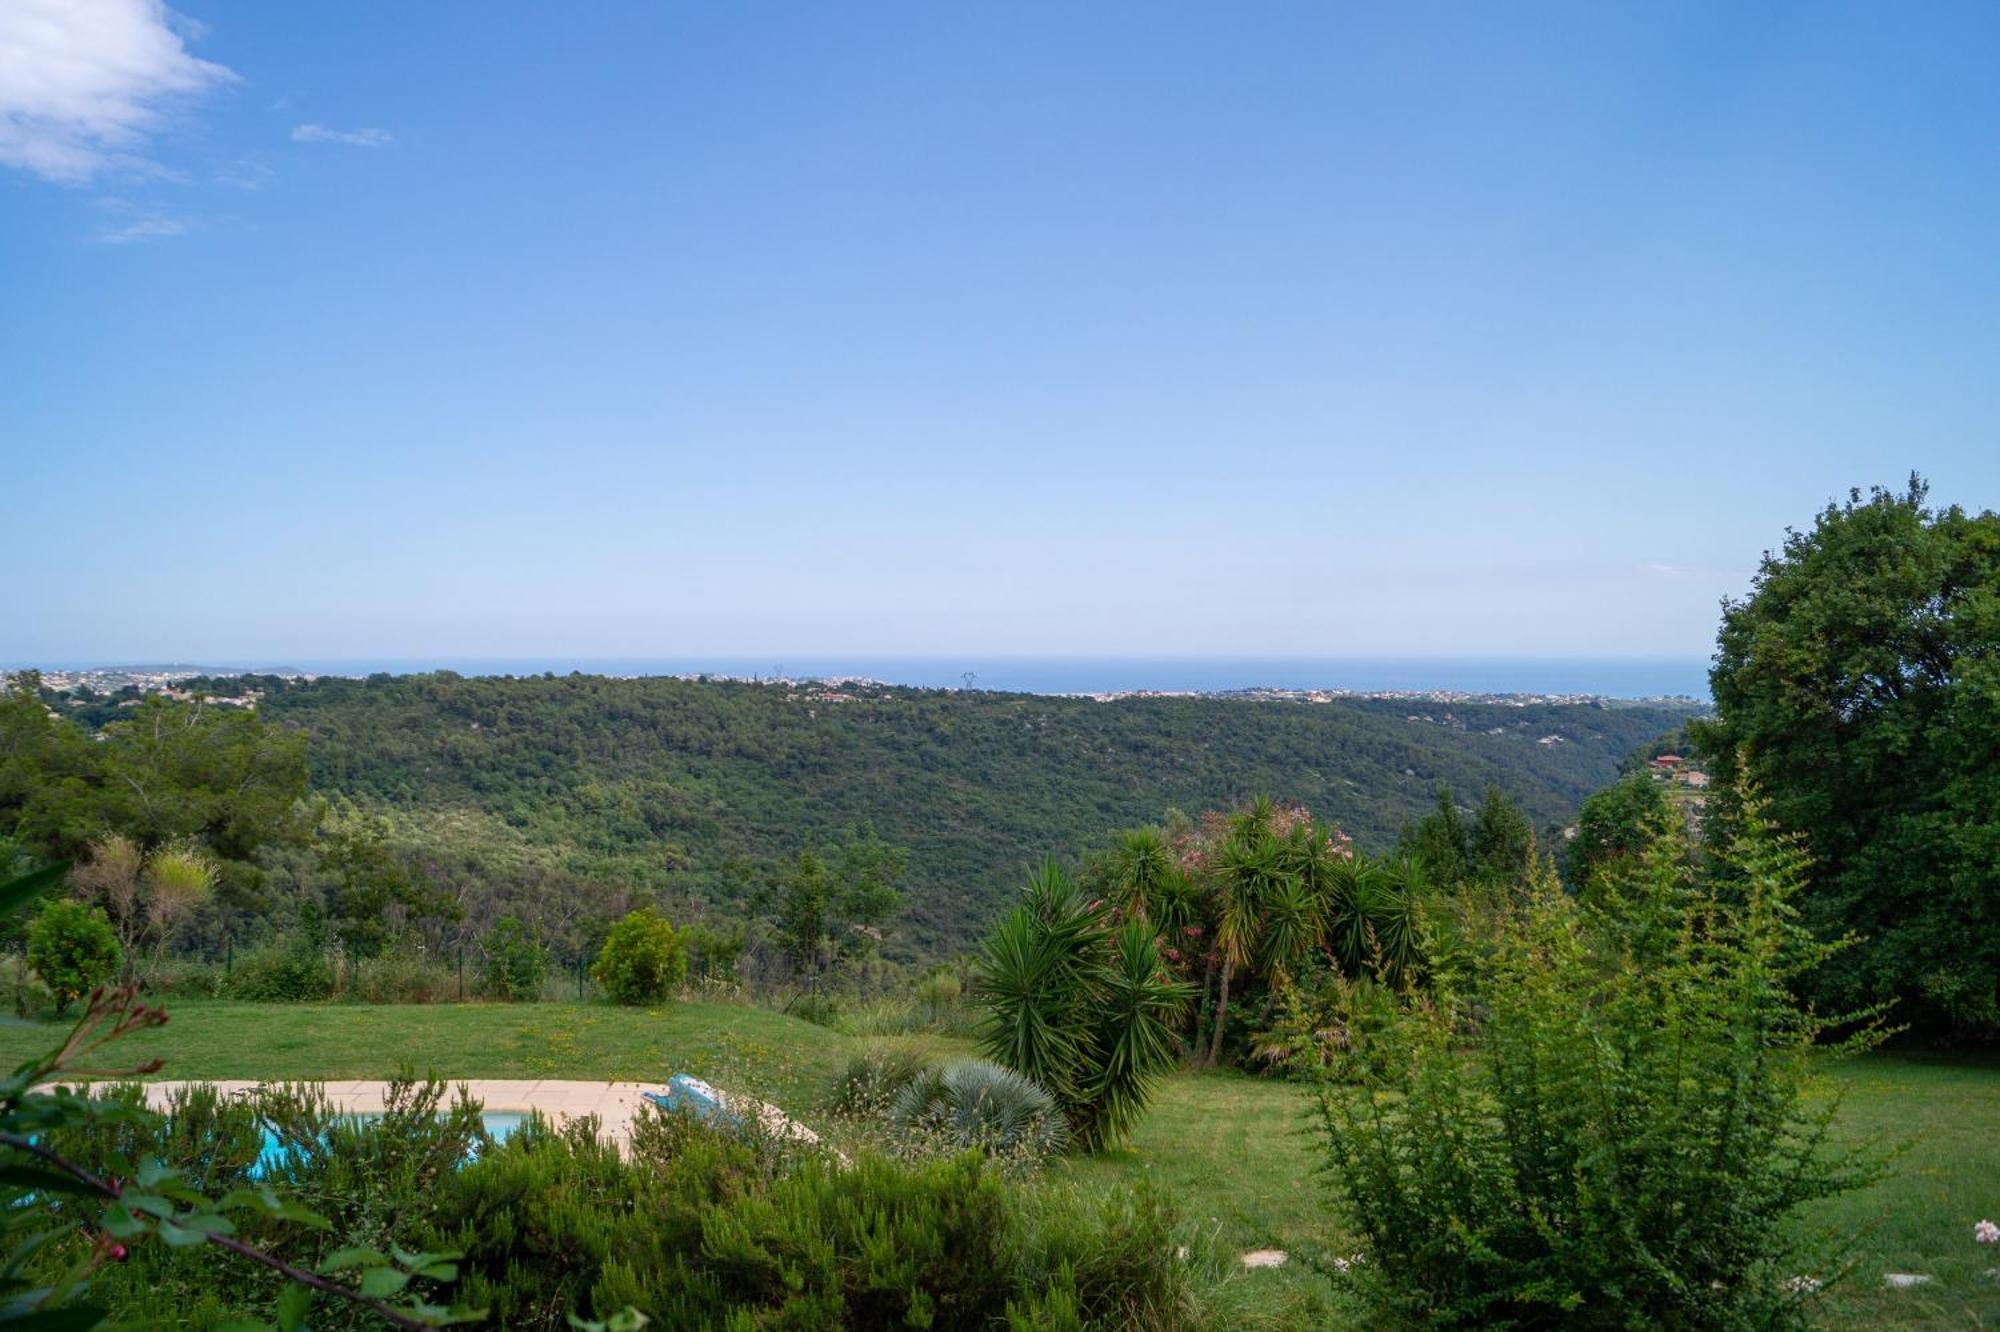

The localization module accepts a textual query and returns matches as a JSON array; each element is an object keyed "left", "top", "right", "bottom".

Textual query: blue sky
[{"left": 3, "top": 1, "right": 1997, "bottom": 666}]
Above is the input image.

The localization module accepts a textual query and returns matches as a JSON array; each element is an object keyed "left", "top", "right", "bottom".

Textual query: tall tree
[
  {"left": 1398, "top": 785, "right": 1469, "bottom": 886},
  {"left": 1561, "top": 773, "right": 1675, "bottom": 892},
  {"left": 1700, "top": 476, "right": 2000, "bottom": 1035},
  {"left": 1467, "top": 785, "right": 1536, "bottom": 889}
]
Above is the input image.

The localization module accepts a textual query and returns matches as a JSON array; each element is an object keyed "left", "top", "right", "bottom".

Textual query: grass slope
[{"left": 1, "top": 1002, "right": 1991, "bottom": 1327}]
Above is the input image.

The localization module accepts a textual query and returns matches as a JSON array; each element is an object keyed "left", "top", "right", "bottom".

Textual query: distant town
[{"left": 15, "top": 665, "right": 1707, "bottom": 714}]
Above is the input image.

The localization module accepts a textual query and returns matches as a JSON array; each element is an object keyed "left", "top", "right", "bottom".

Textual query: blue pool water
[{"left": 253, "top": 1110, "right": 527, "bottom": 1177}]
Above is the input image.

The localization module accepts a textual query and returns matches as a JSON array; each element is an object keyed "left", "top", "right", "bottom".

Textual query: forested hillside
[{"left": 230, "top": 673, "right": 1694, "bottom": 956}]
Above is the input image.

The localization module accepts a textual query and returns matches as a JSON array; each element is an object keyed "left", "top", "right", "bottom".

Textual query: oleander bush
[{"left": 34, "top": 1074, "right": 482, "bottom": 1330}]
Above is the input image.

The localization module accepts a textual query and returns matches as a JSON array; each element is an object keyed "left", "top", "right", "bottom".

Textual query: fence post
[{"left": 457, "top": 948, "right": 465, "bottom": 1002}]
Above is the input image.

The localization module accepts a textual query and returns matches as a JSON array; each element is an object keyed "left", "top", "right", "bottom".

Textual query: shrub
[
  {"left": 975, "top": 861, "right": 1189, "bottom": 1151},
  {"left": 222, "top": 940, "right": 334, "bottom": 1002},
  {"left": 26, "top": 899, "right": 121, "bottom": 1009},
  {"left": 422, "top": 1104, "right": 1196, "bottom": 1330},
  {"left": 916, "top": 967, "right": 964, "bottom": 1025},
  {"left": 890, "top": 1058, "right": 1069, "bottom": 1165},
  {"left": 591, "top": 908, "right": 687, "bottom": 1005},
  {"left": 144, "top": 957, "right": 227, "bottom": 998},
  {"left": 346, "top": 943, "right": 455, "bottom": 1004},
  {"left": 478, "top": 914, "right": 548, "bottom": 1001},
  {"left": 826, "top": 1046, "right": 931, "bottom": 1118},
  {"left": 1312, "top": 792, "right": 1885, "bottom": 1329}
]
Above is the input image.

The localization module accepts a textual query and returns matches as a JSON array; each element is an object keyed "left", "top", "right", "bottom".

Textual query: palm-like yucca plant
[
  {"left": 972, "top": 863, "right": 1100, "bottom": 1111},
  {"left": 1086, "top": 920, "right": 1189, "bottom": 1147},
  {"left": 1323, "top": 853, "right": 1385, "bottom": 976},
  {"left": 974, "top": 860, "right": 1189, "bottom": 1151},
  {"left": 1371, "top": 855, "right": 1429, "bottom": 981},
  {"left": 1146, "top": 869, "right": 1202, "bottom": 943},
  {"left": 1203, "top": 827, "right": 1291, "bottom": 1066},
  {"left": 1108, "top": 826, "right": 1176, "bottom": 921}
]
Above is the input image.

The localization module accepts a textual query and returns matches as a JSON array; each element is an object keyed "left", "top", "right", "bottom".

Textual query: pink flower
[{"left": 1976, "top": 1219, "right": 1999, "bottom": 1244}]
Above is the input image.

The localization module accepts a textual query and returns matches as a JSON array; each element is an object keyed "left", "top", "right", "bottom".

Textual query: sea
[{"left": 183, "top": 655, "right": 1711, "bottom": 701}]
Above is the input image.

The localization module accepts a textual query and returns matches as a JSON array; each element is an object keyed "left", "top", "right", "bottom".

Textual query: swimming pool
[{"left": 252, "top": 1110, "right": 529, "bottom": 1177}]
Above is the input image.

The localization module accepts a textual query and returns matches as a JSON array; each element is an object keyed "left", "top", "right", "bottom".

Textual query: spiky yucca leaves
[
  {"left": 974, "top": 860, "right": 1102, "bottom": 1122},
  {"left": 1107, "top": 826, "right": 1177, "bottom": 921},
  {"left": 1086, "top": 920, "right": 1189, "bottom": 1148},
  {"left": 891, "top": 1059, "right": 1069, "bottom": 1163},
  {"left": 974, "top": 861, "right": 1190, "bottom": 1152},
  {"left": 1203, "top": 827, "right": 1291, "bottom": 1065}
]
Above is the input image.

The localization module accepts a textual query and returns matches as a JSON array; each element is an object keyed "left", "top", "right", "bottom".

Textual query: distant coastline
[{"left": 16, "top": 654, "right": 1712, "bottom": 703}]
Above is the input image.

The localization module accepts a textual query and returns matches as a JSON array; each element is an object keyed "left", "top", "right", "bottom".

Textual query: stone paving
[{"left": 135, "top": 1079, "right": 821, "bottom": 1154}]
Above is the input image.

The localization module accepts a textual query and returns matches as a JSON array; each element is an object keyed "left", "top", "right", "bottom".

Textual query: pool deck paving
[{"left": 133, "top": 1078, "right": 824, "bottom": 1153}]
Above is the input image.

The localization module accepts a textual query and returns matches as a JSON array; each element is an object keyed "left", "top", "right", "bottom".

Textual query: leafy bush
[
  {"left": 1313, "top": 794, "right": 1884, "bottom": 1329},
  {"left": 34, "top": 1072, "right": 490, "bottom": 1330},
  {"left": 222, "top": 940, "right": 334, "bottom": 1002},
  {"left": 26, "top": 898, "right": 121, "bottom": 1009},
  {"left": 891, "top": 1058, "right": 1069, "bottom": 1164},
  {"left": 826, "top": 1046, "right": 931, "bottom": 1118},
  {"left": 478, "top": 913, "right": 548, "bottom": 1001},
  {"left": 975, "top": 860, "right": 1188, "bottom": 1151},
  {"left": 591, "top": 907, "right": 687, "bottom": 1005}
]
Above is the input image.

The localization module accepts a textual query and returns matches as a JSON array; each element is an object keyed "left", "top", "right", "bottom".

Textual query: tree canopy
[{"left": 1699, "top": 476, "right": 2000, "bottom": 1034}]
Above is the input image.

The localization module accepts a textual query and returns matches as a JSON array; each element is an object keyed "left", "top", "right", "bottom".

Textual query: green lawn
[{"left": 1, "top": 1001, "right": 1994, "bottom": 1328}]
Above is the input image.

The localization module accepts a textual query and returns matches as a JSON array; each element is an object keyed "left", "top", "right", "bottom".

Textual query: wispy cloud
[
  {"left": 94, "top": 213, "right": 187, "bottom": 243},
  {"left": 216, "top": 158, "right": 275, "bottom": 190},
  {"left": 0, "top": 0, "right": 235, "bottom": 184},
  {"left": 291, "top": 123, "right": 394, "bottom": 148}
]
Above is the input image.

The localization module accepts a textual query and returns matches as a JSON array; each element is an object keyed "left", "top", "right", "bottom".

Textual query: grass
[{"left": 0, "top": 1000, "right": 1994, "bottom": 1327}]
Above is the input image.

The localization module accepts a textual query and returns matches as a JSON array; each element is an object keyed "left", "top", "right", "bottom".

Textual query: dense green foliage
[
  {"left": 1397, "top": 784, "right": 1537, "bottom": 890},
  {"left": 25, "top": 897, "right": 121, "bottom": 1009},
  {"left": 1311, "top": 795, "right": 1882, "bottom": 1329},
  {"left": 66, "top": 672, "right": 1687, "bottom": 960},
  {"left": 975, "top": 862, "right": 1187, "bottom": 1151},
  {"left": 1560, "top": 771, "right": 1675, "bottom": 890},
  {"left": 590, "top": 907, "right": 688, "bottom": 1005},
  {"left": 0, "top": 682, "right": 310, "bottom": 903},
  {"left": 50, "top": 1076, "right": 1199, "bottom": 1330},
  {"left": 1072, "top": 800, "right": 1436, "bottom": 1073},
  {"left": 476, "top": 914, "right": 548, "bottom": 1001},
  {"left": 1701, "top": 478, "right": 2000, "bottom": 1036}
]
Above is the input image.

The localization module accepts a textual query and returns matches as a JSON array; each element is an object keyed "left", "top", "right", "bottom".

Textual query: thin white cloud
[
  {"left": 0, "top": 0, "right": 234, "bottom": 184},
  {"left": 215, "top": 158, "right": 274, "bottom": 190},
  {"left": 93, "top": 213, "right": 186, "bottom": 243},
  {"left": 291, "top": 123, "right": 393, "bottom": 148}
]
